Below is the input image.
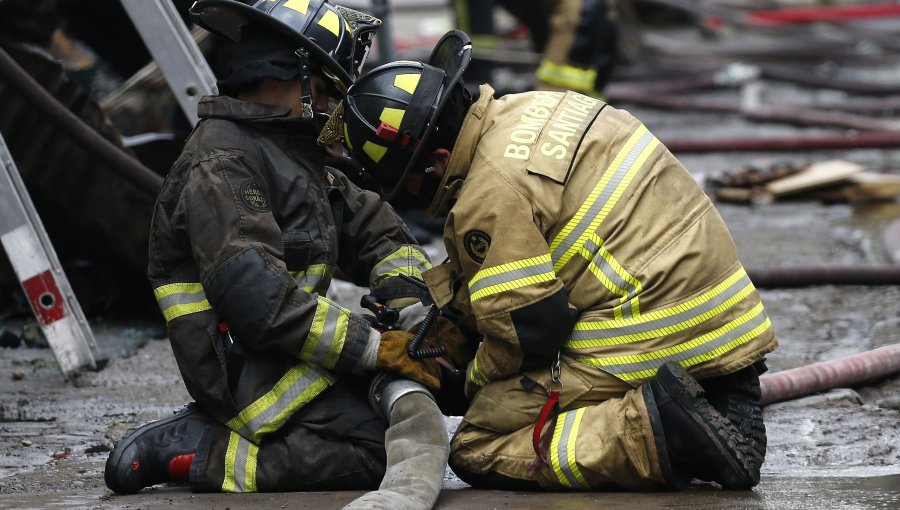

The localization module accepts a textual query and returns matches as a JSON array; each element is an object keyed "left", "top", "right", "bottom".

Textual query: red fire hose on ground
[
  {"left": 759, "top": 343, "right": 900, "bottom": 406},
  {"left": 748, "top": 3, "right": 900, "bottom": 26}
]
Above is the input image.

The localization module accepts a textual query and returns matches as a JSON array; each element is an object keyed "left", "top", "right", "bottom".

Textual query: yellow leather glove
[
  {"left": 377, "top": 330, "right": 441, "bottom": 391},
  {"left": 428, "top": 317, "right": 475, "bottom": 369}
]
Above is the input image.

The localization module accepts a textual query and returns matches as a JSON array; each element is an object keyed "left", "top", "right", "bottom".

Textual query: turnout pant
[
  {"left": 537, "top": 0, "right": 619, "bottom": 94},
  {"left": 449, "top": 354, "right": 671, "bottom": 490},
  {"left": 189, "top": 359, "right": 387, "bottom": 493}
]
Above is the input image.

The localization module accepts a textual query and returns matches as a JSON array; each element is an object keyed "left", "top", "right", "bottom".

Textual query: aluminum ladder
[{"left": 0, "top": 133, "right": 102, "bottom": 378}]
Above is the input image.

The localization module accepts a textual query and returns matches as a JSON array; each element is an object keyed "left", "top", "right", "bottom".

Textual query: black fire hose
[
  {"left": 748, "top": 266, "right": 900, "bottom": 287},
  {"left": 0, "top": 45, "right": 164, "bottom": 196}
]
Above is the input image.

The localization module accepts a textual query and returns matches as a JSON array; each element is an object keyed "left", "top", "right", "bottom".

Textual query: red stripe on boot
[{"left": 168, "top": 453, "right": 195, "bottom": 482}]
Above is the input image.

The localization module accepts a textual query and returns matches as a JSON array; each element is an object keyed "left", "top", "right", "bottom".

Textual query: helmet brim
[
  {"left": 383, "top": 29, "right": 472, "bottom": 200},
  {"left": 191, "top": 0, "right": 354, "bottom": 91}
]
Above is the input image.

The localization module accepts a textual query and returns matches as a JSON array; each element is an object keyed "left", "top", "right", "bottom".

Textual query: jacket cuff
[
  {"left": 359, "top": 327, "right": 379, "bottom": 371},
  {"left": 334, "top": 314, "right": 379, "bottom": 373}
]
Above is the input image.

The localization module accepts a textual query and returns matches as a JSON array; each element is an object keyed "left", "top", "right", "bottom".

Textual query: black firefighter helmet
[
  {"left": 191, "top": 0, "right": 381, "bottom": 108},
  {"left": 342, "top": 29, "right": 472, "bottom": 199}
]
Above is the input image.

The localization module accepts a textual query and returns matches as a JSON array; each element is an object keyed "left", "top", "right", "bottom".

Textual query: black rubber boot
[
  {"left": 647, "top": 362, "right": 759, "bottom": 490},
  {"left": 105, "top": 403, "right": 213, "bottom": 494},
  {"left": 702, "top": 362, "right": 767, "bottom": 479}
]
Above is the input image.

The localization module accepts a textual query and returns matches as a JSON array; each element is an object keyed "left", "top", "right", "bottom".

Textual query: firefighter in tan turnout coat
[{"left": 341, "top": 30, "right": 777, "bottom": 491}]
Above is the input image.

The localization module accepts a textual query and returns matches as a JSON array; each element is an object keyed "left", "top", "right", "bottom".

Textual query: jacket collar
[
  {"left": 197, "top": 95, "right": 320, "bottom": 135},
  {"left": 425, "top": 84, "right": 494, "bottom": 218}
]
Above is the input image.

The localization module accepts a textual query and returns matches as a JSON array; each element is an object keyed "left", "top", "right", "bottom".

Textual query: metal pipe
[
  {"left": 611, "top": 90, "right": 898, "bottom": 131},
  {"left": 371, "top": 0, "right": 395, "bottom": 64},
  {"left": 0, "top": 45, "right": 163, "bottom": 196},
  {"left": 664, "top": 131, "right": 900, "bottom": 153},
  {"left": 748, "top": 266, "right": 900, "bottom": 288},
  {"left": 760, "top": 344, "right": 900, "bottom": 405}
]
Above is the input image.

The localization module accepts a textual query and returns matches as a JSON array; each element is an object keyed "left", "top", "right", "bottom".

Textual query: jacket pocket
[{"left": 283, "top": 230, "right": 312, "bottom": 270}]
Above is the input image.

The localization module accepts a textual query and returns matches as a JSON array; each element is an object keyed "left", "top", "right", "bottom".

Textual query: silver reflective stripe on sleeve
[
  {"left": 290, "top": 263, "right": 334, "bottom": 294},
  {"left": 153, "top": 282, "right": 211, "bottom": 321},
  {"left": 468, "top": 254, "right": 556, "bottom": 302},
  {"left": 370, "top": 245, "right": 432, "bottom": 285}
]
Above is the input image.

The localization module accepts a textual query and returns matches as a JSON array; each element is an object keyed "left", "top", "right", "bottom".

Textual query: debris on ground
[
  {"left": 0, "top": 329, "right": 21, "bottom": 348},
  {"left": 710, "top": 160, "right": 900, "bottom": 204}
]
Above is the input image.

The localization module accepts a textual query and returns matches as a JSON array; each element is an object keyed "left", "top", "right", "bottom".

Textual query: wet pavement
[{"left": 0, "top": 473, "right": 898, "bottom": 509}]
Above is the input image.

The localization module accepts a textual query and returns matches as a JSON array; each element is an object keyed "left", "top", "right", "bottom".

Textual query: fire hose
[
  {"left": 748, "top": 266, "right": 900, "bottom": 287},
  {"left": 343, "top": 295, "right": 453, "bottom": 510},
  {"left": 760, "top": 343, "right": 900, "bottom": 406},
  {"left": 344, "top": 374, "right": 449, "bottom": 510},
  {"left": 664, "top": 131, "right": 900, "bottom": 153}
]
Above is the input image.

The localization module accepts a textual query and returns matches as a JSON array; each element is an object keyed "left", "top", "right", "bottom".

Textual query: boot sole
[
  {"left": 105, "top": 405, "right": 202, "bottom": 494},
  {"left": 655, "top": 363, "right": 757, "bottom": 489}
]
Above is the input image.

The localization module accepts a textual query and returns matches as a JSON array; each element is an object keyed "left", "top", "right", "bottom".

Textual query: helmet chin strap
[{"left": 294, "top": 47, "right": 315, "bottom": 119}]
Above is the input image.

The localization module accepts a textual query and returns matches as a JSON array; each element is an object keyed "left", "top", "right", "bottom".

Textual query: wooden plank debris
[{"left": 765, "top": 160, "right": 865, "bottom": 196}]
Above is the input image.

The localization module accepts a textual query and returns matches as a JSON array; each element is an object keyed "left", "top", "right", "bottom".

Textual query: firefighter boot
[
  {"left": 646, "top": 362, "right": 758, "bottom": 489},
  {"left": 105, "top": 403, "right": 213, "bottom": 494},
  {"left": 702, "top": 362, "right": 767, "bottom": 479}
]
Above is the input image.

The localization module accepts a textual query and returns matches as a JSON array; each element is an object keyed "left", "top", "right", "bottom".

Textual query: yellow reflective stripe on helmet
[
  {"left": 363, "top": 140, "right": 388, "bottom": 163},
  {"left": 468, "top": 357, "right": 489, "bottom": 387},
  {"left": 300, "top": 296, "right": 351, "bottom": 369},
  {"left": 290, "top": 264, "right": 333, "bottom": 294},
  {"left": 394, "top": 74, "right": 420, "bottom": 95},
  {"left": 284, "top": 0, "right": 310, "bottom": 15},
  {"left": 551, "top": 407, "right": 590, "bottom": 489},
  {"left": 344, "top": 122, "right": 353, "bottom": 149},
  {"left": 370, "top": 245, "right": 432, "bottom": 285},
  {"left": 380, "top": 107, "right": 405, "bottom": 129},
  {"left": 550, "top": 125, "right": 659, "bottom": 273},
  {"left": 536, "top": 59, "right": 597, "bottom": 93},
  {"left": 153, "top": 282, "right": 211, "bottom": 322},
  {"left": 318, "top": 9, "right": 340, "bottom": 36},
  {"left": 221, "top": 431, "right": 259, "bottom": 493},
  {"left": 226, "top": 361, "right": 335, "bottom": 444},
  {"left": 468, "top": 254, "right": 556, "bottom": 302},
  {"left": 566, "top": 268, "right": 754, "bottom": 349},
  {"left": 576, "top": 302, "right": 771, "bottom": 381},
  {"left": 580, "top": 234, "right": 642, "bottom": 319}
]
